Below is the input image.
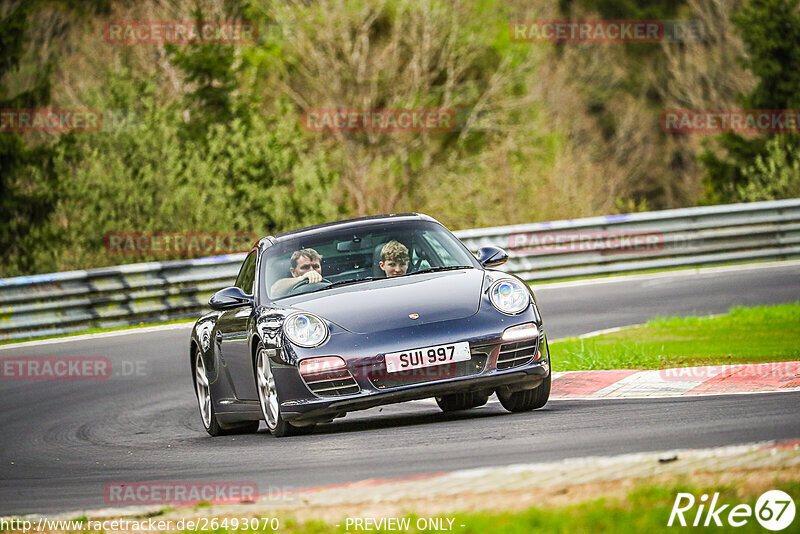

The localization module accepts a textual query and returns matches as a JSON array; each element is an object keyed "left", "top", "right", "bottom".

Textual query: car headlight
[
  {"left": 489, "top": 279, "right": 530, "bottom": 315},
  {"left": 283, "top": 312, "right": 329, "bottom": 347}
]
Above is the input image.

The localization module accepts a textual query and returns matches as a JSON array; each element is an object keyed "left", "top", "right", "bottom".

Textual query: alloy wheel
[
  {"left": 256, "top": 348, "right": 280, "bottom": 429},
  {"left": 194, "top": 353, "right": 212, "bottom": 429}
]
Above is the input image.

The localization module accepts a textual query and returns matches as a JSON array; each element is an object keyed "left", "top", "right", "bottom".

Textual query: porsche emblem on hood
[{"left": 408, "top": 313, "right": 419, "bottom": 319}]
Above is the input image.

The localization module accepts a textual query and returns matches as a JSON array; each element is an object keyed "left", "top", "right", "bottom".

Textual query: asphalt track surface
[{"left": 1, "top": 262, "right": 799, "bottom": 515}]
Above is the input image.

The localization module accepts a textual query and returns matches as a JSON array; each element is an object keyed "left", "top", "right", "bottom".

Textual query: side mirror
[
  {"left": 476, "top": 246, "right": 508, "bottom": 268},
  {"left": 209, "top": 286, "right": 253, "bottom": 310}
]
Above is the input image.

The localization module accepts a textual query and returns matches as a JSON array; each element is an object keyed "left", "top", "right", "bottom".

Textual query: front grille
[
  {"left": 302, "top": 369, "right": 360, "bottom": 397},
  {"left": 497, "top": 336, "right": 539, "bottom": 370},
  {"left": 369, "top": 351, "right": 489, "bottom": 389}
]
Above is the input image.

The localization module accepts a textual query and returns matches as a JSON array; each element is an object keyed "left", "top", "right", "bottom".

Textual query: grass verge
[
  {"left": 431, "top": 480, "right": 799, "bottom": 534},
  {"left": 550, "top": 303, "right": 800, "bottom": 371},
  {"left": 162, "top": 478, "right": 797, "bottom": 533}
]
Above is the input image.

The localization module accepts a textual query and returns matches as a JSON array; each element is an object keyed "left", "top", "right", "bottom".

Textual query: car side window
[
  {"left": 419, "top": 231, "right": 456, "bottom": 266},
  {"left": 235, "top": 251, "right": 257, "bottom": 295}
]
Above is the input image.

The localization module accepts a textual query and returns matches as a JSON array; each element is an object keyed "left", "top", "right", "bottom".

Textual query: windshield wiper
[
  {"left": 407, "top": 265, "right": 472, "bottom": 276},
  {"left": 317, "top": 277, "right": 378, "bottom": 291}
]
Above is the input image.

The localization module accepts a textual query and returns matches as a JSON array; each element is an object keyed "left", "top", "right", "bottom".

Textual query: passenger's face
[
  {"left": 291, "top": 255, "right": 321, "bottom": 277},
  {"left": 380, "top": 259, "right": 408, "bottom": 277}
]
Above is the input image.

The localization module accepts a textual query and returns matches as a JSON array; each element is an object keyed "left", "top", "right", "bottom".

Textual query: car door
[{"left": 216, "top": 251, "right": 259, "bottom": 400}]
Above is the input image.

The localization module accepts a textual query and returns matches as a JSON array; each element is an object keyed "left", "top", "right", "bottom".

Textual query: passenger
[
  {"left": 379, "top": 240, "right": 409, "bottom": 278},
  {"left": 270, "top": 248, "right": 323, "bottom": 296}
]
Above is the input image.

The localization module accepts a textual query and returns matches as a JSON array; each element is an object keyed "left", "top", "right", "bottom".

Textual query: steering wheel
[{"left": 288, "top": 277, "right": 332, "bottom": 295}]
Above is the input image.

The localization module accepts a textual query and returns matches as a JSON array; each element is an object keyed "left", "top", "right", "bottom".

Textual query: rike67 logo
[{"left": 668, "top": 490, "right": 795, "bottom": 530}]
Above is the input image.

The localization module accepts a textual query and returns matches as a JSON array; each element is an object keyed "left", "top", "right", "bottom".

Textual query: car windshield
[{"left": 262, "top": 219, "right": 479, "bottom": 300}]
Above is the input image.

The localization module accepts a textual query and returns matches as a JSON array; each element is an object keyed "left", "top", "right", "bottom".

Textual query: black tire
[
  {"left": 255, "top": 343, "right": 316, "bottom": 437},
  {"left": 285, "top": 422, "right": 317, "bottom": 436},
  {"left": 435, "top": 391, "right": 489, "bottom": 412},
  {"left": 217, "top": 420, "right": 260, "bottom": 436},
  {"left": 194, "top": 351, "right": 259, "bottom": 436},
  {"left": 497, "top": 373, "right": 551, "bottom": 412}
]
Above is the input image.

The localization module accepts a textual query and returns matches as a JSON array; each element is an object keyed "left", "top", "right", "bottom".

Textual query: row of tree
[{"left": 1, "top": 0, "right": 798, "bottom": 276}]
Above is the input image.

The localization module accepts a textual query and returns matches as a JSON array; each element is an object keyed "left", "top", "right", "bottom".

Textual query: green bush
[
  {"left": 737, "top": 136, "right": 800, "bottom": 201},
  {"left": 45, "top": 73, "right": 339, "bottom": 271}
]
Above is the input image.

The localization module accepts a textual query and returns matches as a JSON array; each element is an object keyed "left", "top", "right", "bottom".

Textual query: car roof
[{"left": 272, "top": 213, "right": 438, "bottom": 242}]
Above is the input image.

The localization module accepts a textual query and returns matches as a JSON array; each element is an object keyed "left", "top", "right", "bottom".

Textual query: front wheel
[
  {"left": 497, "top": 373, "right": 551, "bottom": 412},
  {"left": 255, "top": 345, "right": 315, "bottom": 437}
]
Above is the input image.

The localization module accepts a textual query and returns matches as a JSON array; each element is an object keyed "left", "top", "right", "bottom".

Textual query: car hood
[{"left": 285, "top": 269, "right": 485, "bottom": 334}]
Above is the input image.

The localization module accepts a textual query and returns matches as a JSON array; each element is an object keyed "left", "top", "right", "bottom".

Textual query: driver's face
[{"left": 291, "top": 255, "right": 321, "bottom": 277}]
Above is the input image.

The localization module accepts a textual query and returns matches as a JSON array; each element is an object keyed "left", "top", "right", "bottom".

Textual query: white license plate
[{"left": 384, "top": 342, "right": 471, "bottom": 373}]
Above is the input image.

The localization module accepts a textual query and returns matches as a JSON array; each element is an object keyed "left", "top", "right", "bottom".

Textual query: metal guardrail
[
  {"left": 457, "top": 198, "right": 800, "bottom": 280},
  {"left": 0, "top": 255, "right": 245, "bottom": 341},
  {"left": 2, "top": 198, "right": 799, "bottom": 341}
]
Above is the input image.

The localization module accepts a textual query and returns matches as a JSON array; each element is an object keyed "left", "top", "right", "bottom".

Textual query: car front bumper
[
  {"left": 271, "top": 306, "right": 550, "bottom": 423},
  {"left": 281, "top": 357, "right": 550, "bottom": 422}
]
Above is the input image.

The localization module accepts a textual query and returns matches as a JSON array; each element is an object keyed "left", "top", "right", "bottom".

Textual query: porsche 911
[{"left": 190, "top": 214, "right": 550, "bottom": 436}]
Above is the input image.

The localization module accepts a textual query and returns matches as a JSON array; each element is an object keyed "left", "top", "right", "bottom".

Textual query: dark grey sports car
[{"left": 190, "top": 213, "right": 550, "bottom": 437}]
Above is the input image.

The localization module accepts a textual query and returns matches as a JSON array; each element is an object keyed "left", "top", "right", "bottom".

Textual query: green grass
[
  {"left": 0, "top": 319, "right": 195, "bottom": 346},
  {"left": 448, "top": 482, "right": 799, "bottom": 534},
  {"left": 174, "top": 480, "right": 799, "bottom": 533},
  {"left": 550, "top": 303, "right": 800, "bottom": 371}
]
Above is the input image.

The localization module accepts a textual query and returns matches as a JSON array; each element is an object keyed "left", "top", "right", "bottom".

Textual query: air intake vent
[
  {"left": 497, "top": 337, "right": 539, "bottom": 370},
  {"left": 302, "top": 369, "right": 360, "bottom": 397}
]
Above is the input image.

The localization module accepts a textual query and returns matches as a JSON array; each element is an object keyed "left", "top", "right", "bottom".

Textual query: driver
[{"left": 270, "top": 248, "right": 323, "bottom": 297}]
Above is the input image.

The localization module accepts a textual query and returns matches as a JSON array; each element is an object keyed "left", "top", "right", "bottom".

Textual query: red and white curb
[
  {"left": 551, "top": 361, "right": 800, "bottom": 399},
  {"left": 404, "top": 362, "right": 800, "bottom": 408}
]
